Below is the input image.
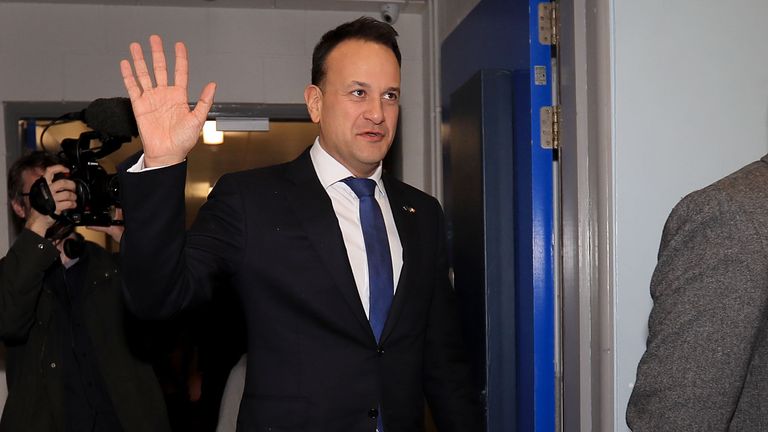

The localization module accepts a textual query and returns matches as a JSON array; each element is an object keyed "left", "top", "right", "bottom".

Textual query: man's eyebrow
[{"left": 348, "top": 81, "right": 400, "bottom": 94}]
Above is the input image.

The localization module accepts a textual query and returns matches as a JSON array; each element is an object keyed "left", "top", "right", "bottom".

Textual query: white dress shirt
[{"left": 310, "top": 138, "right": 403, "bottom": 318}]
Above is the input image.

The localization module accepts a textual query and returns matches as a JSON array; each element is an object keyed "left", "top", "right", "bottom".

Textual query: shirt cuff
[{"left": 127, "top": 154, "right": 184, "bottom": 172}]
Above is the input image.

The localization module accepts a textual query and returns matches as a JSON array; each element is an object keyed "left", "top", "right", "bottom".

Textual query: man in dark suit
[
  {"left": 113, "top": 17, "right": 481, "bottom": 432},
  {"left": 627, "top": 156, "right": 768, "bottom": 430},
  {"left": 0, "top": 151, "right": 170, "bottom": 432}
]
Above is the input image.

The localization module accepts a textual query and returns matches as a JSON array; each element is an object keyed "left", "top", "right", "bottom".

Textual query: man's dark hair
[
  {"left": 7, "top": 150, "right": 60, "bottom": 207},
  {"left": 311, "top": 16, "right": 401, "bottom": 86}
]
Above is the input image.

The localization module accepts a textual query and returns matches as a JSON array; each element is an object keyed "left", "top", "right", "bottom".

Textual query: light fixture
[{"left": 203, "top": 120, "right": 224, "bottom": 145}]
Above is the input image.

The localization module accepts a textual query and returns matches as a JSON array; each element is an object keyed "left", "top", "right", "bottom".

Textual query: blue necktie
[
  {"left": 343, "top": 177, "right": 392, "bottom": 432},
  {"left": 342, "top": 177, "right": 394, "bottom": 342}
]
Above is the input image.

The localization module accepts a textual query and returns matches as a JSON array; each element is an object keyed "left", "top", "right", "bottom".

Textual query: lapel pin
[{"left": 402, "top": 205, "right": 416, "bottom": 214}]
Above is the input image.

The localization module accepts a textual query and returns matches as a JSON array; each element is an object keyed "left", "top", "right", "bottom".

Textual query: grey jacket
[{"left": 628, "top": 156, "right": 768, "bottom": 431}]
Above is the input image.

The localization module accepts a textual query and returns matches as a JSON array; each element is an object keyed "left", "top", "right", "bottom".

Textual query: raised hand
[{"left": 120, "top": 35, "right": 216, "bottom": 168}]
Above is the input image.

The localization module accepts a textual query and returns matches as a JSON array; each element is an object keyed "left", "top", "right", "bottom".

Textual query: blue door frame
[{"left": 441, "top": 0, "right": 556, "bottom": 430}]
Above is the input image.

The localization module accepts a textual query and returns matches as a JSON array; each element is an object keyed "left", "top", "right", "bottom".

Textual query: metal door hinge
[
  {"left": 541, "top": 105, "right": 560, "bottom": 149},
  {"left": 538, "top": 2, "right": 559, "bottom": 46}
]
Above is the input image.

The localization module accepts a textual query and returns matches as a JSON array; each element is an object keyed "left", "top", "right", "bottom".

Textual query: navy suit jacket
[{"left": 119, "top": 149, "right": 481, "bottom": 432}]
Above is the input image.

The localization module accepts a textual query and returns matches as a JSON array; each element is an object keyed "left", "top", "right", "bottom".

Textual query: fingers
[
  {"left": 110, "top": 225, "right": 125, "bottom": 243},
  {"left": 174, "top": 41, "right": 189, "bottom": 91},
  {"left": 121, "top": 36, "right": 162, "bottom": 98},
  {"left": 52, "top": 188, "right": 78, "bottom": 213},
  {"left": 43, "top": 165, "right": 69, "bottom": 183},
  {"left": 86, "top": 224, "right": 124, "bottom": 243},
  {"left": 45, "top": 165, "right": 75, "bottom": 195},
  {"left": 121, "top": 36, "right": 198, "bottom": 95},
  {"left": 50, "top": 179, "right": 76, "bottom": 195},
  {"left": 50, "top": 178, "right": 77, "bottom": 214},
  {"left": 130, "top": 40, "right": 155, "bottom": 93},
  {"left": 192, "top": 82, "right": 217, "bottom": 124},
  {"left": 150, "top": 35, "right": 168, "bottom": 87},
  {"left": 41, "top": 165, "right": 77, "bottom": 214},
  {"left": 121, "top": 59, "right": 142, "bottom": 102}
]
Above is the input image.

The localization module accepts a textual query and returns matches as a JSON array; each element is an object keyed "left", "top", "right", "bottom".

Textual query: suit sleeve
[
  {"left": 626, "top": 187, "right": 768, "bottom": 430},
  {"left": 422, "top": 202, "right": 483, "bottom": 432},
  {"left": 0, "top": 229, "right": 59, "bottom": 342},
  {"left": 119, "top": 160, "right": 245, "bottom": 319}
]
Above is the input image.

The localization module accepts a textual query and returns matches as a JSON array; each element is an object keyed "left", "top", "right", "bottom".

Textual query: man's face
[
  {"left": 11, "top": 167, "right": 44, "bottom": 220},
  {"left": 305, "top": 39, "right": 401, "bottom": 178}
]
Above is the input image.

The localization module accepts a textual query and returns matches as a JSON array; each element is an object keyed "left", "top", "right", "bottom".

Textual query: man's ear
[
  {"left": 11, "top": 199, "right": 26, "bottom": 219},
  {"left": 304, "top": 85, "right": 323, "bottom": 123}
]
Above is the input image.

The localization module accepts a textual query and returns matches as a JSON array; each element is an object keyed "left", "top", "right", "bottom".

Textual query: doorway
[{"left": 4, "top": 102, "right": 317, "bottom": 244}]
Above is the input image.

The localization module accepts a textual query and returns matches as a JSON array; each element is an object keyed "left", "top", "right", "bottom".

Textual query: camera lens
[{"left": 107, "top": 174, "right": 120, "bottom": 204}]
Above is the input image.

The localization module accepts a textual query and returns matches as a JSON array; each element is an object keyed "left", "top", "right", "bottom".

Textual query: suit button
[
  {"left": 49, "top": 362, "right": 56, "bottom": 369},
  {"left": 368, "top": 408, "right": 378, "bottom": 418},
  {"left": 376, "top": 347, "right": 384, "bottom": 357}
]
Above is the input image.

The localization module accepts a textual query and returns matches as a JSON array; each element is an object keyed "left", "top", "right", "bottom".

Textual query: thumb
[{"left": 192, "top": 82, "right": 217, "bottom": 125}]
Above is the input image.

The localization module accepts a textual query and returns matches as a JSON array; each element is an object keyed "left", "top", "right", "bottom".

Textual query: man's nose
[{"left": 363, "top": 98, "right": 384, "bottom": 124}]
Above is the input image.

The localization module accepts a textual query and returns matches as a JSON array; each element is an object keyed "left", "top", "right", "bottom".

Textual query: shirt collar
[{"left": 309, "top": 137, "right": 385, "bottom": 194}]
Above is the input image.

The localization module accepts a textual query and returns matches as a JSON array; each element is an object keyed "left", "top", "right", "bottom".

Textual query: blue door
[{"left": 441, "top": 1, "right": 556, "bottom": 431}]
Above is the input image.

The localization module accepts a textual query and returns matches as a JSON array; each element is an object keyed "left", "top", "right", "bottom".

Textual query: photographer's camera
[{"left": 28, "top": 97, "right": 136, "bottom": 226}]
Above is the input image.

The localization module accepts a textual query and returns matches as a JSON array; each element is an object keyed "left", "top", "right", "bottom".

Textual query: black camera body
[
  {"left": 28, "top": 97, "right": 136, "bottom": 226},
  {"left": 55, "top": 130, "right": 122, "bottom": 226},
  {"left": 29, "top": 131, "right": 123, "bottom": 226}
]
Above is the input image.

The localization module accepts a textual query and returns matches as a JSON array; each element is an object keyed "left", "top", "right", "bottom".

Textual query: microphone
[
  {"left": 83, "top": 97, "right": 139, "bottom": 140},
  {"left": 60, "top": 97, "right": 138, "bottom": 140}
]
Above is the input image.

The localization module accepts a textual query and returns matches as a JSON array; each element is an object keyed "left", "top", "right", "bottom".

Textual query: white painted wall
[
  {"left": 0, "top": 1, "right": 424, "bottom": 416},
  {"left": 612, "top": 0, "right": 768, "bottom": 428}
]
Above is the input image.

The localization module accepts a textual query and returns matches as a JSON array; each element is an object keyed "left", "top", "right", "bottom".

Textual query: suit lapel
[
  {"left": 380, "top": 174, "right": 420, "bottom": 344},
  {"left": 283, "top": 152, "right": 373, "bottom": 339}
]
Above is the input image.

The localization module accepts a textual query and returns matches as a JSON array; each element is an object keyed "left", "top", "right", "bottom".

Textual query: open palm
[{"left": 120, "top": 35, "right": 216, "bottom": 168}]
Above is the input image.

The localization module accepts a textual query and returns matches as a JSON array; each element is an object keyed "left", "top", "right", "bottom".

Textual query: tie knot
[{"left": 342, "top": 177, "right": 377, "bottom": 198}]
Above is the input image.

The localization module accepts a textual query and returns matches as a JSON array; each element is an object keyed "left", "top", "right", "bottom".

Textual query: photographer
[{"left": 0, "top": 151, "right": 170, "bottom": 432}]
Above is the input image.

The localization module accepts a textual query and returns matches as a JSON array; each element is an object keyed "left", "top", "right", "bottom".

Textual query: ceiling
[{"left": 0, "top": 0, "right": 426, "bottom": 13}]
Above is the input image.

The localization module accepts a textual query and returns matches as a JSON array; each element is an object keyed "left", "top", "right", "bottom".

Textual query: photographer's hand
[
  {"left": 25, "top": 165, "right": 77, "bottom": 237},
  {"left": 120, "top": 35, "right": 216, "bottom": 168},
  {"left": 86, "top": 208, "right": 125, "bottom": 243}
]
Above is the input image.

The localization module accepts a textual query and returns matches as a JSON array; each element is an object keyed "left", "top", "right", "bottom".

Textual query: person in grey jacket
[
  {"left": 627, "top": 155, "right": 768, "bottom": 431},
  {"left": 0, "top": 151, "right": 170, "bottom": 432}
]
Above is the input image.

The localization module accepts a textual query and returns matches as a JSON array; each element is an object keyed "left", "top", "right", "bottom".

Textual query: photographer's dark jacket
[{"left": 0, "top": 229, "right": 170, "bottom": 432}]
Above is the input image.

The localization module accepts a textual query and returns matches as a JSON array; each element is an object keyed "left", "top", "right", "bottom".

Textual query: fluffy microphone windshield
[{"left": 83, "top": 97, "right": 139, "bottom": 139}]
